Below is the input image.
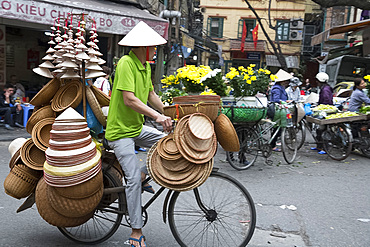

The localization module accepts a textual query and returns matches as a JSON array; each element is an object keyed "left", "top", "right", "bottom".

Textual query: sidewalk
[{"left": 0, "top": 125, "right": 31, "bottom": 142}]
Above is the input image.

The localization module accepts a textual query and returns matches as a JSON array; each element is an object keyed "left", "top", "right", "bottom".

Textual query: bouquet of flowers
[
  {"left": 176, "top": 65, "right": 212, "bottom": 93},
  {"left": 226, "top": 64, "right": 277, "bottom": 98},
  {"left": 199, "top": 69, "right": 228, "bottom": 96}
]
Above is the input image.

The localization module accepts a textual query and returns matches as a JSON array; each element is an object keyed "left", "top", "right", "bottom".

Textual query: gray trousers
[{"left": 108, "top": 125, "right": 165, "bottom": 229}]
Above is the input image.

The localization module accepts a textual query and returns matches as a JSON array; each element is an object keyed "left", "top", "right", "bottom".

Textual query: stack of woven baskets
[{"left": 34, "top": 107, "right": 103, "bottom": 227}]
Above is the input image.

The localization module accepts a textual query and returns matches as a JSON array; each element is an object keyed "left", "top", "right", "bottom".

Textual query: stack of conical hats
[
  {"left": 147, "top": 113, "right": 215, "bottom": 191},
  {"left": 34, "top": 107, "right": 103, "bottom": 227}
]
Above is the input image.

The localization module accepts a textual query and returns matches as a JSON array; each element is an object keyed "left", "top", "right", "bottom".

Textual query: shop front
[{"left": 0, "top": 0, "right": 168, "bottom": 91}]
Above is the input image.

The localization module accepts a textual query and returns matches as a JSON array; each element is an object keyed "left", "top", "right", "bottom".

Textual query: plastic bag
[{"left": 304, "top": 103, "right": 313, "bottom": 116}]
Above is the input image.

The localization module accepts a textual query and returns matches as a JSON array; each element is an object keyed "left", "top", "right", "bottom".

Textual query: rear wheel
[
  {"left": 281, "top": 127, "right": 298, "bottom": 164},
  {"left": 226, "top": 126, "right": 259, "bottom": 170},
  {"left": 323, "top": 124, "right": 352, "bottom": 161},
  {"left": 168, "top": 171, "right": 256, "bottom": 247},
  {"left": 58, "top": 169, "right": 126, "bottom": 244}
]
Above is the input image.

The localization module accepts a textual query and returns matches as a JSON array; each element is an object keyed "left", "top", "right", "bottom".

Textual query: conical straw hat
[
  {"left": 55, "top": 107, "right": 85, "bottom": 122},
  {"left": 8, "top": 138, "right": 28, "bottom": 157},
  {"left": 33, "top": 67, "right": 53, "bottom": 78},
  {"left": 118, "top": 21, "right": 167, "bottom": 47},
  {"left": 60, "top": 69, "right": 80, "bottom": 79},
  {"left": 85, "top": 70, "right": 106, "bottom": 79},
  {"left": 214, "top": 114, "right": 240, "bottom": 152},
  {"left": 274, "top": 69, "right": 293, "bottom": 82}
]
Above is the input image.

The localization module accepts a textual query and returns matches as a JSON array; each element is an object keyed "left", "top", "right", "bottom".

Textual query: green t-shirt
[{"left": 105, "top": 51, "right": 153, "bottom": 141}]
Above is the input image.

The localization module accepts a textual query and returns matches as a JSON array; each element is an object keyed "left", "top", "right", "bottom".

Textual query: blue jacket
[{"left": 270, "top": 84, "right": 288, "bottom": 103}]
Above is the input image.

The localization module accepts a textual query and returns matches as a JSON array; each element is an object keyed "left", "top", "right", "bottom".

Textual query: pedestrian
[
  {"left": 105, "top": 21, "right": 172, "bottom": 247},
  {"left": 0, "top": 84, "right": 24, "bottom": 130},
  {"left": 317, "top": 72, "right": 333, "bottom": 105},
  {"left": 286, "top": 77, "right": 302, "bottom": 102},
  {"left": 269, "top": 69, "right": 293, "bottom": 152},
  {"left": 93, "top": 66, "right": 111, "bottom": 96}
]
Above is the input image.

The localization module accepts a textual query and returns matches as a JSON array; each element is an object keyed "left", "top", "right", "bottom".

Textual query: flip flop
[
  {"left": 310, "top": 147, "right": 319, "bottom": 150},
  {"left": 272, "top": 147, "right": 281, "bottom": 152},
  {"left": 143, "top": 184, "right": 155, "bottom": 194},
  {"left": 318, "top": 150, "right": 326, "bottom": 154},
  {"left": 135, "top": 150, "right": 138, "bottom": 154},
  {"left": 137, "top": 147, "right": 147, "bottom": 152},
  {"left": 129, "top": 235, "right": 146, "bottom": 247}
]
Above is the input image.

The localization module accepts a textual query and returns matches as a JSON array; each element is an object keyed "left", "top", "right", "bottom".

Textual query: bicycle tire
[
  {"left": 296, "top": 120, "right": 306, "bottom": 150},
  {"left": 323, "top": 124, "right": 353, "bottom": 161},
  {"left": 281, "top": 126, "right": 298, "bottom": 164},
  {"left": 168, "top": 171, "right": 256, "bottom": 247},
  {"left": 58, "top": 169, "right": 126, "bottom": 244},
  {"left": 226, "top": 126, "right": 259, "bottom": 170},
  {"left": 360, "top": 147, "right": 370, "bottom": 158}
]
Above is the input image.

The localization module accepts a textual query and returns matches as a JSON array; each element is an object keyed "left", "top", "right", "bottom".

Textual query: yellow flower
[
  {"left": 270, "top": 74, "right": 278, "bottom": 81},
  {"left": 251, "top": 76, "right": 257, "bottom": 81},
  {"left": 364, "top": 75, "right": 370, "bottom": 80},
  {"left": 246, "top": 80, "right": 252, "bottom": 84}
]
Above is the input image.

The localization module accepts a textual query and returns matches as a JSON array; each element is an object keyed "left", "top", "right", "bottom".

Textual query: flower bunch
[
  {"left": 159, "top": 88, "right": 188, "bottom": 105},
  {"left": 176, "top": 65, "right": 212, "bottom": 93},
  {"left": 226, "top": 64, "right": 274, "bottom": 97},
  {"left": 199, "top": 69, "right": 228, "bottom": 96},
  {"left": 161, "top": 74, "right": 181, "bottom": 90}
]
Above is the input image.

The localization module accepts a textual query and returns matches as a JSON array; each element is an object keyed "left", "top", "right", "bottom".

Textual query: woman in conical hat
[{"left": 105, "top": 21, "right": 172, "bottom": 247}]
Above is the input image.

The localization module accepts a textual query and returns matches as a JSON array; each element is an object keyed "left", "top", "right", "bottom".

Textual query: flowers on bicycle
[{"left": 226, "top": 65, "right": 275, "bottom": 97}]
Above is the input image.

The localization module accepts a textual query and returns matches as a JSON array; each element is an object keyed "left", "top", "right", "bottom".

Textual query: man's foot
[
  {"left": 5, "top": 124, "right": 14, "bottom": 130},
  {"left": 142, "top": 184, "right": 155, "bottom": 194},
  {"left": 129, "top": 235, "right": 146, "bottom": 247},
  {"left": 136, "top": 147, "right": 147, "bottom": 152},
  {"left": 14, "top": 122, "right": 24, "bottom": 128},
  {"left": 272, "top": 147, "right": 281, "bottom": 152}
]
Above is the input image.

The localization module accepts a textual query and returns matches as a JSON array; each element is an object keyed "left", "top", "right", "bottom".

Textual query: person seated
[
  {"left": 286, "top": 77, "right": 302, "bottom": 102},
  {"left": 10, "top": 75, "right": 26, "bottom": 101},
  {"left": 348, "top": 77, "right": 370, "bottom": 141},
  {"left": 0, "top": 84, "right": 24, "bottom": 130}
]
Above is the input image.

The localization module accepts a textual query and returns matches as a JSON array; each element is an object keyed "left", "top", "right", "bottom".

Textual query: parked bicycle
[
  {"left": 225, "top": 102, "right": 298, "bottom": 170},
  {"left": 58, "top": 147, "right": 257, "bottom": 246}
]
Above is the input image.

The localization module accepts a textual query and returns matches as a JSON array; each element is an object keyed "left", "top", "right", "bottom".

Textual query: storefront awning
[
  {"left": 0, "top": 0, "right": 169, "bottom": 38},
  {"left": 311, "top": 19, "right": 370, "bottom": 46},
  {"left": 266, "top": 55, "right": 299, "bottom": 69}
]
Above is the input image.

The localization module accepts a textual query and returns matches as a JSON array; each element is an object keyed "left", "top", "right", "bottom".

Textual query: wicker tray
[
  {"left": 221, "top": 106, "right": 266, "bottom": 123},
  {"left": 306, "top": 114, "right": 367, "bottom": 125}
]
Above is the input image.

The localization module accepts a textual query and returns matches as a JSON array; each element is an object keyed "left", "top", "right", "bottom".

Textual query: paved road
[{"left": 0, "top": 128, "right": 369, "bottom": 246}]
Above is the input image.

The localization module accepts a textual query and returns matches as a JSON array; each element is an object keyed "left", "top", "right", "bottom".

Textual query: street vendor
[
  {"left": 105, "top": 21, "right": 172, "bottom": 247},
  {"left": 348, "top": 77, "right": 370, "bottom": 112},
  {"left": 316, "top": 72, "right": 333, "bottom": 105}
]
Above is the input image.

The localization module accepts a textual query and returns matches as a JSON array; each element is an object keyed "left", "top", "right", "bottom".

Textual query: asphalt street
[{"left": 0, "top": 127, "right": 369, "bottom": 246}]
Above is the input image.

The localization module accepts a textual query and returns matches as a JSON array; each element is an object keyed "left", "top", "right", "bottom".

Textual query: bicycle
[
  {"left": 58, "top": 146, "right": 257, "bottom": 246},
  {"left": 226, "top": 102, "right": 298, "bottom": 170}
]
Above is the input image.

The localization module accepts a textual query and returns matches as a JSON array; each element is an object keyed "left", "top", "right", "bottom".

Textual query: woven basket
[
  {"left": 26, "top": 105, "right": 55, "bottom": 134},
  {"left": 90, "top": 85, "right": 110, "bottom": 107},
  {"left": 35, "top": 178, "right": 93, "bottom": 227},
  {"left": 86, "top": 86, "right": 106, "bottom": 127},
  {"left": 164, "top": 102, "right": 220, "bottom": 122},
  {"left": 30, "top": 78, "right": 61, "bottom": 106},
  {"left": 52, "top": 170, "right": 103, "bottom": 199},
  {"left": 221, "top": 106, "right": 266, "bottom": 123},
  {"left": 214, "top": 114, "right": 240, "bottom": 152},
  {"left": 32, "top": 118, "right": 55, "bottom": 151},
  {"left": 47, "top": 182, "right": 103, "bottom": 218},
  {"left": 51, "top": 80, "right": 82, "bottom": 112},
  {"left": 4, "top": 164, "right": 41, "bottom": 199},
  {"left": 173, "top": 95, "right": 220, "bottom": 104}
]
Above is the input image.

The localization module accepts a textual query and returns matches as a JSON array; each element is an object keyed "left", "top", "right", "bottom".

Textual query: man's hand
[{"left": 155, "top": 114, "right": 173, "bottom": 133}]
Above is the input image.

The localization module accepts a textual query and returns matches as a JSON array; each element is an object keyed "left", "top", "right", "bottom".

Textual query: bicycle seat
[{"left": 103, "top": 138, "right": 112, "bottom": 151}]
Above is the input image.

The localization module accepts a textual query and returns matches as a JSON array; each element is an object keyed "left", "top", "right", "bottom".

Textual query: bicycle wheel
[
  {"left": 296, "top": 120, "right": 306, "bottom": 150},
  {"left": 58, "top": 169, "right": 126, "bottom": 244},
  {"left": 168, "top": 171, "right": 256, "bottom": 247},
  {"left": 322, "top": 124, "right": 353, "bottom": 161},
  {"left": 281, "top": 126, "right": 298, "bottom": 164},
  {"left": 226, "top": 126, "right": 259, "bottom": 170}
]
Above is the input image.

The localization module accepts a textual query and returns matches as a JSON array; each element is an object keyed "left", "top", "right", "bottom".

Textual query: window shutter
[
  {"left": 207, "top": 17, "right": 211, "bottom": 36},
  {"left": 238, "top": 19, "right": 243, "bottom": 39},
  {"left": 219, "top": 18, "right": 224, "bottom": 38}
]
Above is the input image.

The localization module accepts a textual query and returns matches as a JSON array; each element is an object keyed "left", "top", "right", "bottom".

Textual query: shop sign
[
  {"left": 246, "top": 52, "right": 261, "bottom": 60},
  {"left": 0, "top": 0, "right": 168, "bottom": 38},
  {"left": 182, "top": 34, "right": 194, "bottom": 50}
]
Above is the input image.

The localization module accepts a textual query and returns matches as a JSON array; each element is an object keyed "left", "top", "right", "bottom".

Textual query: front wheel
[
  {"left": 323, "top": 124, "right": 352, "bottom": 161},
  {"left": 168, "top": 171, "right": 256, "bottom": 247},
  {"left": 281, "top": 126, "right": 298, "bottom": 164}
]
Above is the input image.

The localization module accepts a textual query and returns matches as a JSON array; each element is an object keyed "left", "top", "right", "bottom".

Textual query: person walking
[{"left": 105, "top": 21, "right": 172, "bottom": 247}]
